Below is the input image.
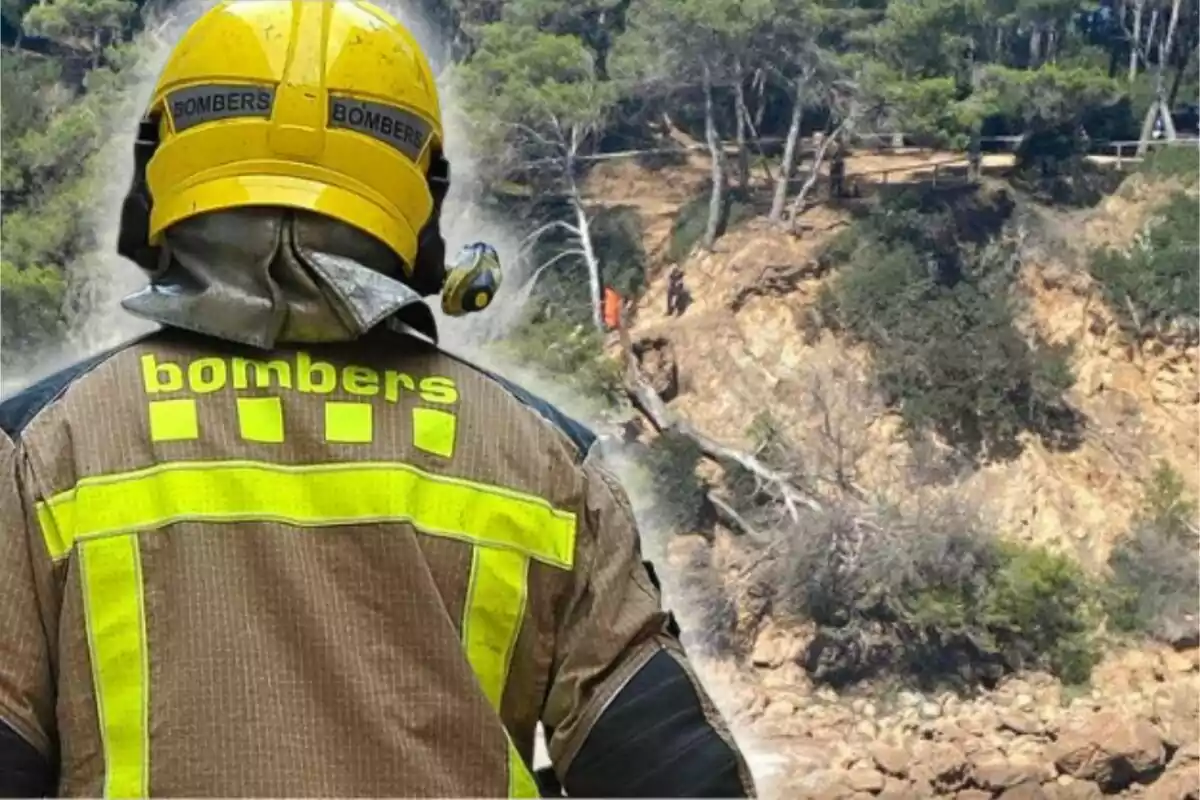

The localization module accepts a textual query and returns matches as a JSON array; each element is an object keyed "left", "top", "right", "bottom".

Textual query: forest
[{"left": 1, "top": 0, "right": 1198, "bottom": 370}]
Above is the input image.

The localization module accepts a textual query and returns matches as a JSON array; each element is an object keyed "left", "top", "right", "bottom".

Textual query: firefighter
[
  {"left": 0, "top": 1, "right": 755, "bottom": 797},
  {"left": 666, "top": 264, "right": 687, "bottom": 317}
]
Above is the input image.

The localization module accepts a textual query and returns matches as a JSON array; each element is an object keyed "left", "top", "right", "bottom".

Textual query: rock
[
  {"left": 870, "top": 744, "right": 910, "bottom": 778},
  {"left": 752, "top": 629, "right": 788, "bottom": 669},
  {"left": 927, "top": 743, "right": 970, "bottom": 792},
  {"left": 1160, "top": 649, "right": 1197, "bottom": 676},
  {"left": 909, "top": 775, "right": 933, "bottom": 797},
  {"left": 919, "top": 702, "right": 942, "bottom": 720},
  {"left": 1044, "top": 779, "right": 1104, "bottom": 800},
  {"left": 845, "top": 768, "right": 886, "bottom": 793},
  {"left": 764, "top": 698, "right": 797, "bottom": 719},
  {"left": 877, "top": 777, "right": 913, "bottom": 799},
  {"left": 631, "top": 336, "right": 679, "bottom": 402},
  {"left": 854, "top": 720, "right": 878, "bottom": 738},
  {"left": 997, "top": 782, "right": 1049, "bottom": 799},
  {"left": 1051, "top": 711, "right": 1168, "bottom": 791},
  {"left": 808, "top": 771, "right": 856, "bottom": 800},
  {"left": 954, "top": 791, "right": 991, "bottom": 800},
  {"left": 972, "top": 756, "right": 1045, "bottom": 791},
  {"left": 1172, "top": 740, "right": 1200, "bottom": 767},
  {"left": 1000, "top": 711, "right": 1043, "bottom": 736},
  {"left": 1142, "top": 764, "right": 1200, "bottom": 800}
]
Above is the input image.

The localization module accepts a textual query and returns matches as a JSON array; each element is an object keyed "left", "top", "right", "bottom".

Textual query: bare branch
[{"left": 617, "top": 327, "right": 823, "bottom": 523}]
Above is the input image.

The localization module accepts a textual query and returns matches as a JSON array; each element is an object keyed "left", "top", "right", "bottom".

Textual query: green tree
[
  {"left": 452, "top": 20, "right": 619, "bottom": 330},
  {"left": 21, "top": 0, "right": 136, "bottom": 69},
  {"left": 612, "top": 0, "right": 773, "bottom": 249}
]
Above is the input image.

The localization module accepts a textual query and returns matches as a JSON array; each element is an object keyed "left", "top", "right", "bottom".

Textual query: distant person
[
  {"left": 0, "top": 1, "right": 755, "bottom": 797},
  {"left": 829, "top": 141, "right": 847, "bottom": 198},
  {"left": 666, "top": 265, "right": 689, "bottom": 317},
  {"left": 603, "top": 285, "right": 623, "bottom": 330}
]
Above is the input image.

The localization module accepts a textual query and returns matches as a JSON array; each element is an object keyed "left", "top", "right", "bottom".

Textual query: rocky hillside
[{"left": 580, "top": 150, "right": 1200, "bottom": 800}]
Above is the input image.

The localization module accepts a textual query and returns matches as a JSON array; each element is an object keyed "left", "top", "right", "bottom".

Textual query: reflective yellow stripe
[
  {"left": 463, "top": 548, "right": 529, "bottom": 709},
  {"left": 462, "top": 547, "right": 539, "bottom": 798},
  {"left": 35, "top": 459, "right": 576, "bottom": 568},
  {"left": 79, "top": 535, "right": 149, "bottom": 798},
  {"left": 508, "top": 740, "right": 540, "bottom": 798}
]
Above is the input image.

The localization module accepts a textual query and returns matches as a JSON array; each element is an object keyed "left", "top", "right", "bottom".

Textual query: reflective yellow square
[
  {"left": 147, "top": 398, "right": 198, "bottom": 442},
  {"left": 325, "top": 401, "right": 373, "bottom": 443},
  {"left": 237, "top": 396, "right": 284, "bottom": 443},
  {"left": 413, "top": 407, "right": 457, "bottom": 458}
]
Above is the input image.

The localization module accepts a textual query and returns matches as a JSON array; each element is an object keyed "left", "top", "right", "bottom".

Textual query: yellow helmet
[{"left": 119, "top": 0, "right": 448, "bottom": 291}]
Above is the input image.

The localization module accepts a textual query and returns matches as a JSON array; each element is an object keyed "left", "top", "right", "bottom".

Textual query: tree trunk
[
  {"left": 1130, "top": 0, "right": 1145, "bottom": 81},
  {"left": 753, "top": 68, "right": 767, "bottom": 131},
  {"left": 788, "top": 120, "right": 845, "bottom": 223},
  {"left": 1167, "top": 48, "right": 1190, "bottom": 106},
  {"left": 1161, "top": 0, "right": 1182, "bottom": 78},
  {"left": 1029, "top": 25, "right": 1043, "bottom": 66},
  {"left": 702, "top": 61, "right": 726, "bottom": 250},
  {"left": 770, "top": 80, "right": 805, "bottom": 223},
  {"left": 1139, "top": 0, "right": 1183, "bottom": 155},
  {"left": 733, "top": 58, "right": 750, "bottom": 189},
  {"left": 568, "top": 187, "right": 604, "bottom": 331}
]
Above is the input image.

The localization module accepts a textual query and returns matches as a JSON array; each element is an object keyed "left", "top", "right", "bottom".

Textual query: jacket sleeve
[
  {"left": 0, "top": 432, "right": 58, "bottom": 797},
  {"left": 540, "top": 449, "right": 756, "bottom": 798}
]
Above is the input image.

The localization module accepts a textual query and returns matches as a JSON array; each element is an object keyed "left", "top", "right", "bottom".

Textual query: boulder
[
  {"left": 870, "top": 744, "right": 910, "bottom": 778},
  {"left": 1142, "top": 764, "right": 1200, "bottom": 800},
  {"left": 1051, "top": 711, "right": 1167, "bottom": 791},
  {"left": 631, "top": 336, "right": 679, "bottom": 402}
]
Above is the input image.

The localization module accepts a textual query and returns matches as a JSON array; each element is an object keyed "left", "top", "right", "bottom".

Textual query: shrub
[
  {"left": 980, "top": 543, "right": 1101, "bottom": 685},
  {"left": 635, "top": 429, "right": 710, "bottom": 535},
  {"left": 1090, "top": 191, "right": 1200, "bottom": 342},
  {"left": 818, "top": 188, "right": 1080, "bottom": 461},
  {"left": 1137, "top": 147, "right": 1200, "bottom": 186},
  {"left": 499, "top": 310, "right": 625, "bottom": 407},
  {"left": 755, "top": 494, "right": 1100, "bottom": 688},
  {"left": 1, "top": 260, "right": 68, "bottom": 372},
  {"left": 1107, "top": 462, "right": 1200, "bottom": 644}
]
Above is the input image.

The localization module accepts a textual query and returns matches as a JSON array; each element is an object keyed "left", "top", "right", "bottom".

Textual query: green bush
[
  {"left": 668, "top": 184, "right": 755, "bottom": 263},
  {"left": 979, "top": 543, "right": 1100, "bottom": 684},
  {"left": 1107, "top": 462, "right": 1200, "bottom": 644},
  {"left": 629, "top": 430, "right": 710, "bottom": 535},
  {"left": 1090, "top": 191, "right": 1200, "bottom": 341},
  {"left": 1, "top": 261, "right": 68, "bottom": 371},
  {"left": 818, "top": 188, "right": 1080, "bottom": 461},
  {"left": 499, "top": 310, "right": 625, "bottom": 407},
  {"left": 1137, "top": 147, "right": 1200, "bottom": 186}
]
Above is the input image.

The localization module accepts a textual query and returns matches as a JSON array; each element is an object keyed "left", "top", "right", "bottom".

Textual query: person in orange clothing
[{"left": 603, "top": 285, "right": 623, "bottom": 330}]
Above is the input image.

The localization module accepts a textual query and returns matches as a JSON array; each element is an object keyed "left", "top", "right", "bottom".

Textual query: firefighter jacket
[{"left": 0, "top": 326, "right": 756, "bottom": 798}]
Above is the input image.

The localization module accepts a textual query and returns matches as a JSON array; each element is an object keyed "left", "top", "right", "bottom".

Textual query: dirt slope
[{"left": 583, "top": 154, "right": 1200, "bottom": 799}]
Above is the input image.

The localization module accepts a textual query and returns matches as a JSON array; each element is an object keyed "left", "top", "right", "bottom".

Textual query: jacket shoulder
[
  {"left": 437, "top": 348, "right": 596, "bottom": 462},
  {"left": 0, "top": 335, "right": 150, "bottom": 439}
]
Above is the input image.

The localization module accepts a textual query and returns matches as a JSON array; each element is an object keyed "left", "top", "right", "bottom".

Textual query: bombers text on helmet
[{"left": 136, "top": 0, "right": 444, "bottom": 279}]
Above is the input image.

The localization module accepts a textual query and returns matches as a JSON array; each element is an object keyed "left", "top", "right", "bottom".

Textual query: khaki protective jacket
[{"left": 0, "top": 326, "right": 755, "bottom": 797}]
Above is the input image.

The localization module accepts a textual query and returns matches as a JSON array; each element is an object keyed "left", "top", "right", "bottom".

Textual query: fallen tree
[{"left": 616, "top": 320, "right": 823, "bottom": 535}]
